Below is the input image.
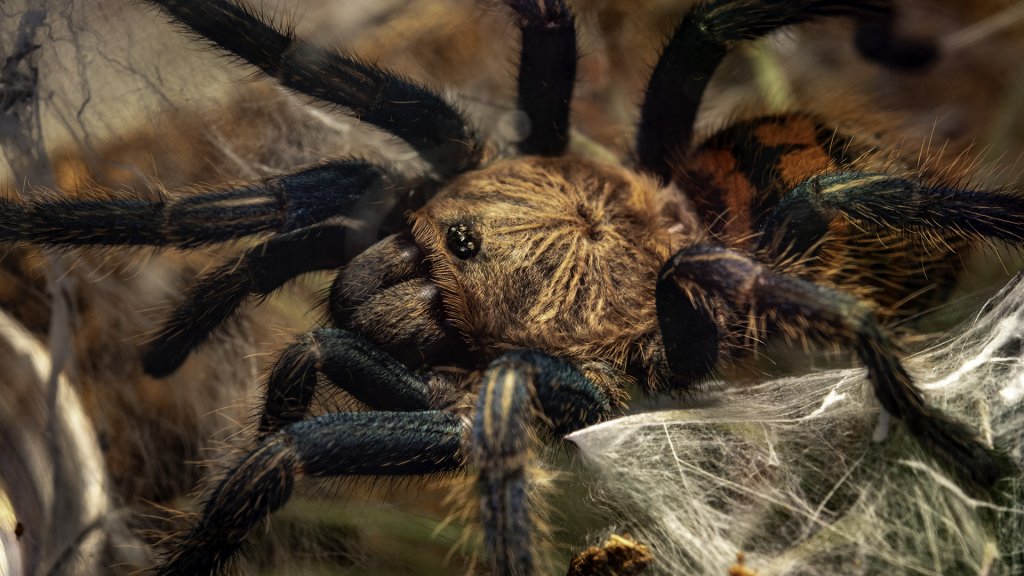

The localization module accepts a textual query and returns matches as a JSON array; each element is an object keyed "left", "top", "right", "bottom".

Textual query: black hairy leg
[
  {"left": 155, "top": 411, "right": 465, "bottom": 576},
  {"left": 636, "top": 0, "right": 891, "bottom": 183},
  {"left": 473, "top": 350, "right": 612, "bottom": 576},
  {"left": 657, "top": 244, "right": 1006, "bottom": 490},
  {"left": 752, "top": 170, "right": 1024, "bottom": 317},
  {"left": 854, "top": 5, "right": 939, "bottom": 70},
  {"left": 758, "top": 171, "right": 1024, "bottom": 256},
  {"left": 157, "top": 349, "right": 611, "bottom": 576},
  {"left": 149, "top": 227, "right": 442, "bottom": 377},
  {"left": 141, "top": 0, "right": 481, "bottom": 176},
  {"left": 502, "top": 0, "right": 577, "bottom": 156},
  {"left": 0, "top": 161, "right": 383, "bottom": 248},
  {"left": 258, "top": 328, "right": 434, "bottom": 435},
  {"left": 144, "top": 225, "right": 350, "bottom": 377},
  {"left": 654, "top": 271, "right": 722, "bottom": 388}
]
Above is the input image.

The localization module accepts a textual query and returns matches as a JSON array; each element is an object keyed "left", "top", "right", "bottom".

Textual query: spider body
[{"left": 2, "top": 0, "right": 1022, "bottom": 575}]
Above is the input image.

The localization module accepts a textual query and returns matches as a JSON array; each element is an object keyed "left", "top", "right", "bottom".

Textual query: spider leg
[
  {"left": 148, "top": 224, "right": 435, "bottom": 377},
  {"left": 154, "top": 411, "right": 465, "bottom": 576},
  {"left": 758, "top": 170, "right": 1024, "bottom": 257},
  {"left": 751, "top": 169, "right": 1024, "bottom": 317},
  {"left": 855, "top": 7, "right": 938, "bottom": 70},
  {"left": 142, "top": 0, "right": 481, "bottom": 176},
  {"left": 143, "top": 225, "right": 349, "bottom": 376},
  {"left": 501, "top": 0, "right": 577, "bottom": 156},
  {"left": 258, "top": 328, "right": 434, "bottom": 436},
  {"left": 473, "top": 350, "right": 611, "bottom": 576},
  {"left": 637, "top": 0, "right": 892, "bottom": 183},
  {"left": 0, "top": 160, "right": 386, "bottom": 248},
  {"left": 657, "top": 244, "right": 1007, "bottom": 490},
  {"left": 148, "top": 228, "right": 443, "bottom": 376}
]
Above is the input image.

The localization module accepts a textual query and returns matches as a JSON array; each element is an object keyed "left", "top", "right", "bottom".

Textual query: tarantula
[{"left": 1, "top": 0, "right": 1021, "bottom": 574}]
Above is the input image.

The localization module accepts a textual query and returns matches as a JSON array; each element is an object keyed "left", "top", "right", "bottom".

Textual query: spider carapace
[
  {"left": 1, "top": 0, "right": 1021, "bottom": 575},
  {"left": 396, "top": 157, "right": 682, "bottom": 381}
]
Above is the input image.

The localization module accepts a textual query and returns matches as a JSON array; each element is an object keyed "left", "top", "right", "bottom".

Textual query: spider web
[{"left": 569, "top": 275, "right": 1024, "bottom": 575}]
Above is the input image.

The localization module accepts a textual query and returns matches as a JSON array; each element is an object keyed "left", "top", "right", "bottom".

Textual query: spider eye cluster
[{"left": 446, "top": 223, "right": 481, "bottom": 259}]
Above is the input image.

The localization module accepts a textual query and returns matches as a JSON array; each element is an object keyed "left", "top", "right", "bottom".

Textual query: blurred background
[{"left": 2, "top": 0, "right": 1024, "bottom": 574}]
